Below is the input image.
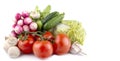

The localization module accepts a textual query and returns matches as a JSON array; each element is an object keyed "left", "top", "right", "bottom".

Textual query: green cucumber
[
  {"left": 43, "top": 13, "right": 64, "bottom": 30},
  {"left": 42, "top": 11, "right": 59, "bottom": 24}
]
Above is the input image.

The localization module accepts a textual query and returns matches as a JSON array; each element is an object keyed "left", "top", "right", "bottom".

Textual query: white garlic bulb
[
  {"left": 70, "top": 41, "right": 86, "bottom": 55},
  {"left": 8, "top": 46, "right": 21, "bottom": 58}
]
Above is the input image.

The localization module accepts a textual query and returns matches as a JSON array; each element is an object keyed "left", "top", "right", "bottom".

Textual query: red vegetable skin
[
  {"left": 15, "top": 13, "right": 21, "bottom": 20},
  {"left": 14, "top": 25, "right": 23, "bottom": 34},
  {"left": 18, "top": 35, "right": 34, "bottom": 54},
  {"left": 24, "top": 17, "right": 32, "bottom": 25},
  {"left": 29, "top": 22, "right": 38, "bottom": 31},
  {"left": 22, "top": 11, "right": 29, "bottom": 18},
  {"left": 33, "top": 41, "right": 53, "bottom": 58},
  {"left": 53, "top": 33, "right": 71, "bottom": 55},
  {"left": 43, "top": 31, "right": 54, "bottom": 41}
]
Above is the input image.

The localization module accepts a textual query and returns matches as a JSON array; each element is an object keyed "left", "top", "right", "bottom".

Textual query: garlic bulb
[
  {"left": 70, "top": 41, "right": 86, "bottom": 55},
  {"left": 8, "top": 46, "right": 21, "bottom": 58}
]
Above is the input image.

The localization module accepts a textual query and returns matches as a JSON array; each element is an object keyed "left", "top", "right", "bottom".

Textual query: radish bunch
[{"left": 11, "top": 11, "right": 38, "bottom": 37}]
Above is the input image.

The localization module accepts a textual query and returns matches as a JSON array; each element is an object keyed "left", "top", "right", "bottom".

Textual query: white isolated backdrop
[{"left": 0, "top": 0, "right": 120, "bottom": 61}]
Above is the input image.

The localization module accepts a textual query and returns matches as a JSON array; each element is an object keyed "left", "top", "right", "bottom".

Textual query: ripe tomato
[
  {"left": 34, "top": 35, "right": 41, "bottom": 41},
  {"left": 43, "top": 31, "right": 54, "bottom": 41},
  {"left": 53, "top": 33, "right": 71, "bottom": 55},
  {"left": 33, "top": 40, "right": 53, "bottom": 58},
  {"left": 18, "top": 35, "right": 35, "bottom": 54}
]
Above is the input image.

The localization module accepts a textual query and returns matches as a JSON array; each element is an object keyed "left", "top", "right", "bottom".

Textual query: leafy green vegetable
[
  {"left": 35, "top": 6, "right": 40, "bottom": 12},
  {"left": 42, "top": 5, "right": 51, "bottom": 18},
  {"left": 55, "top": 20, "right": 86, "bottom": 45},
  {"left": 54, "top": 23, "right": 70, "bottom": 34}
]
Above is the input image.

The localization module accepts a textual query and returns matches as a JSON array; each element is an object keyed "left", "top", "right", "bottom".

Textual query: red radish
[
  {"left": 29, "top": 22, "right": 38, "bottom": 31},
  {"left": 11, "top": 30, "right": 17, "bottom": 37},
  {"left": 15, "top": 13, "right": 21, "bottom": 20},
  {"left": 12, "top": 23, "right": 16, "bottom": 28},
  {"left": 14, "top": 25, "right": 23, "bottom": 34},
  {"left": 23, "top": 25, "right": 29, "bottom": 32},
  {"left": 13, "top": 19, "right": 17, "bottom": 24},
  {"left": 22, "top": 11, "right": 29, "bottom": 18},
  {"left": 24, "top": 17, "right": 32, "bottom": 25},
  {"left": 17, "top": 19, "right": 23, "bottom": 26}
]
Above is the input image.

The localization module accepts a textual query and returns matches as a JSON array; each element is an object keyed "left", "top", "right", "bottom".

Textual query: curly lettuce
[{"left": 54, "top": 20, "right": 86, "bottom": 45}]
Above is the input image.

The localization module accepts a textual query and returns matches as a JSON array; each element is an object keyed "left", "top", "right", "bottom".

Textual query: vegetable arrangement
[{"left": 4, "top": 5, "right": 86, "bottom": 59}]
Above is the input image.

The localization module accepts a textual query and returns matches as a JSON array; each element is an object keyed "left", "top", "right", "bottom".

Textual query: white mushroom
[
  {"left": 5, "top": 35, "right": 18, "bottom": 46},
  {"left": 3, "top": 42, "right": 12, "bottom": 53},
  {"left": 8, "top": 46, "right": 21, "bottom": 58}
]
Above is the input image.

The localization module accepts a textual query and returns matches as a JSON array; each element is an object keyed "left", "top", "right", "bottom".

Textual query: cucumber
[
  {"left": 42, "top": 11, "right": 59, "bottom": 24},
  {"left": 43, "top": 13, "right": 64, "bottom": 30}
]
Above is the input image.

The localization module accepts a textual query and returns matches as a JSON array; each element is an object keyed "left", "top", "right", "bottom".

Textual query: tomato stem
[
  {"left": 22, "top": 31, "right": 28, "bottom": 41},
  {"left": 18, "top": 31, "right": 45, "bottom": 41}
]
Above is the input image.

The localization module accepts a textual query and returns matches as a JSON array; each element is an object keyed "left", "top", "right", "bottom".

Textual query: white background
[{"left": 0, "top": 0, "right": 120, "bottom": 61}]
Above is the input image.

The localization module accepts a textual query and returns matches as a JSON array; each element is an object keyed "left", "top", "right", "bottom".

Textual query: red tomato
[
  {"left": 53, "top": 33, "right": 71, "bottom": 55},
  {"left": 18, "top": 35, "right": 35, "bottom": 54},
  {"left": 33, "top": 40, "right": 53, "bottom": 58},
  {"left": 28, "top": 34, "right": 34, "bottom": 38},
  {"left": 43, "top": 31, "right": 54, "bottom": 41},
  {"left": 34, "top": 35, "right": 41, "bottom": 41}
]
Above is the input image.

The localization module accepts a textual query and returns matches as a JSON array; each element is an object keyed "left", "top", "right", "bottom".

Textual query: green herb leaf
[
  {"left": 35, "top": 6, "right": 40, "bottom": 12},
  {"left": 42, "top": 5, "right": 51, "bottom": 18}
]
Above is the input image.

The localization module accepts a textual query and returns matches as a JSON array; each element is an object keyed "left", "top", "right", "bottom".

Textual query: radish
[
  {"left": 22, "top": 11, "right": 29, "bottom": 18},
  {"left": 15, "top": 13, "right": 21, "bottom": 20},
  {"left": 29, "top": 22, "right": 38, "bottom": 31},
  {"left": 12, "top": 23, "right": 16, "bottom": 29},
  {"left": 10, "top": 30, "right": 17, "bottom": 37},
  {"left": 14, "top": 25, "right": 23, "bottom": 34},
  {"left": 24, "top": 17, "right": 32, "bottom": 25},
  {"left": 17, "top": 19, "right": 23, "bottom": 26},
  {"left": 23, "top": 25, "right": 29, "bottom": 32}
]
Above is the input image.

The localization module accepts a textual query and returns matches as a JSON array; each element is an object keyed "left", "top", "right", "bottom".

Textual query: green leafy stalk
[{"left": 42, "top": 5, "right": 51, "bottom": 18}]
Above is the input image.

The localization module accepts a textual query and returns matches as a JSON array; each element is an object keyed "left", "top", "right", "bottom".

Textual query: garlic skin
[
  {"left": 3, "top": 42, "right": 12, "bottom": 53},
  {"left": 8, "top": 46, "right": 21, "bottom": 58},
  {"left": 70, "top": 42, "right": 86, "bottom": 55},
  {"left": 70, "top": 42, "right": 82, "bottom": 54}
]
